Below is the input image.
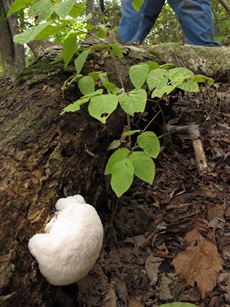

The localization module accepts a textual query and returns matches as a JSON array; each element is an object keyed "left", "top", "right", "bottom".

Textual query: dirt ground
[{"left": 73, "top": 83, "right": 230, "bottom": 307}]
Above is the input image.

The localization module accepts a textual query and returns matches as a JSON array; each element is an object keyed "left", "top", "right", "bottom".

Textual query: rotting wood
[{"left": 165, "top": 123, "right": 208, "bottom": 171}]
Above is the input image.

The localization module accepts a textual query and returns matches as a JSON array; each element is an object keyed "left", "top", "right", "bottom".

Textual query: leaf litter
[
  {"left": 172, "top": 218, "right": 223, "bottom": 298},
  {"left": 75, "top": 83, "right": 229, "bottom": 306}
]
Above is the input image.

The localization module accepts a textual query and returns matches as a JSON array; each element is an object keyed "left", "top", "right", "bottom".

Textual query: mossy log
[{"left": 120, "top": 43, "right": 230, "bottom": 82}]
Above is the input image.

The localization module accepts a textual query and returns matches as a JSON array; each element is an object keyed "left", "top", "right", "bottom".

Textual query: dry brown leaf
[
  {"left": 218, "top": 272, "right": 230, "bottom": 303},
  {"left": 145, "top": 254, "right": 163, "bottom": 285},
  {"left": 128, "top": 297, "right": 144, "bottom": 307},
  {"left": 173, "top": 218, "right": 223, "bottom": 298},
  {"left": 102, "top": 287, "right": 117, "bottom": 307}
]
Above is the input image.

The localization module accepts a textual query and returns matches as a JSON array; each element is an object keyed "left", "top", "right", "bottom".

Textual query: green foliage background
[{"left": 7, "top": 0, "right": 230, "bottom": 47}]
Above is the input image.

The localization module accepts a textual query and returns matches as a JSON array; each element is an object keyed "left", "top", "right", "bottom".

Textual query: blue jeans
[{"left": 118, "top": 0, "right": 219, "bottom": 46}]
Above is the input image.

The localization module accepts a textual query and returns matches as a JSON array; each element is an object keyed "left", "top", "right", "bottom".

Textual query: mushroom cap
[{"left": 28, "top": 195, "right": 103, "bottom": 285}]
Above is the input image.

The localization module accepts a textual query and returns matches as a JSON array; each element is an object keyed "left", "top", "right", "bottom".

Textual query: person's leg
[
  {"left": 168, "top": 0, "right": 220, "bottom": 46},
  {"left": 118, "top": 0, "right": 144, "bottom": 43},
  {"left": 118, "top": 0, "right": 165, "bottom": 43}
]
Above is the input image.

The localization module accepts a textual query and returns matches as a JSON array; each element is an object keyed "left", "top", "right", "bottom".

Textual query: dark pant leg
[
  {"left": 168, "top": 0, "right": 220, "bottom": 46},
  {"left": 119, "top": 0, "right": 165, "bottom": 43}
]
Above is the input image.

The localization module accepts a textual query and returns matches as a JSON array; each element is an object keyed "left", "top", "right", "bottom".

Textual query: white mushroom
[{"left": 28, "top": 195, "right": 103, "bottom": 286}]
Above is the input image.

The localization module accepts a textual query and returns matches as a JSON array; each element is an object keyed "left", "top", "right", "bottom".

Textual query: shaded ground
[{"left": 76, "top": 83, "right": 230, "bottom": 307}]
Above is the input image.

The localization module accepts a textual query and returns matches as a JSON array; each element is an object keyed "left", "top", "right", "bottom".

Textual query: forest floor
[
  {"left": 75, "top": 83, "right": 230, "bottom": 307},
  {"left": 1, "top": 74, "right": 229, "bottom": 307}
]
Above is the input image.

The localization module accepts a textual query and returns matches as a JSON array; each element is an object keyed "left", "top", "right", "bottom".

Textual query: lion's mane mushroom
[{"left": 28, "top": 195, "right": 103, "bottom": 286}]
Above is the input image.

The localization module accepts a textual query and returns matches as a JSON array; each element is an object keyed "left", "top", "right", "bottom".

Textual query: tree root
[{"left": 165, "top": 123, "right": 208, "bottom": 172}]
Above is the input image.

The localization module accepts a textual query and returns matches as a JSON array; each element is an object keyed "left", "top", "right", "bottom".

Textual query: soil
[{"left": 74, "top": 83, "right": 230, "bottom": 307}]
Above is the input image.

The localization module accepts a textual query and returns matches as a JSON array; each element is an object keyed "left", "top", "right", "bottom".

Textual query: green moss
[{"left": 91, "top": 44, "right": 110, "bottom": 52}]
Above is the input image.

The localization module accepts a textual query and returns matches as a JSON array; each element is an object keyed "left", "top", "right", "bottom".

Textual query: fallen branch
[{"left": 165, "top": 123, "right": 207, "bottom": 171}]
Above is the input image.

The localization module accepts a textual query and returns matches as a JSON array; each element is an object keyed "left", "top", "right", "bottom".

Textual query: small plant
[
  {"left": 61, "top": 53, "right": 214, "bottom": 197},
  {"left": 8, "top": 0, "right": 214, "bottom": 197}
]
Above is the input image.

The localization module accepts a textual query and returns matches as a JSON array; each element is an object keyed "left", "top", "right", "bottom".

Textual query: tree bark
[
  {"left": 0, "top": 43, "right": 229, "bottom": 306},
  {"left": 0, "top": 0, "right": 15, "bottom": 73},
  {"left": 81, "top": 37, "right": 230, "bottom": 81},
  {"left": 0, "top": 53, "right": 126, "bottom": 306},
  {"left": 0, "top": 0, "right": 25, "bottom": 75}
]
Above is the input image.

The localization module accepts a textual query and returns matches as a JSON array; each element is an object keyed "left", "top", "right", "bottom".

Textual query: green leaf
[
  {"left": 111, "top": 44, "right": 124, "bottom": 60},
  {"left": 85, "top": 19, "right": 94, "bottom": 27},
  {"left": 118, "top": 89, "right": 147, "bottom": 116},
  {"left": 88, "top": 71, "right": 102, "bottom": 82},
  {"left": 195, "top": 75, "right": 214, "bottom": 86},
  {"left": 159, "top": 303, "right": 199, "bottom": 307},
  {"left": 160, "top": 63, "right": 175, "bottom": 69},
  {"left": 88, "top": 94, "right": 119, "bottom": 123},
  {"left": 30, "top": 0, "right": 54, "bottom": 22},
  {"left": 54, "top": 0, "right": 76, "bottom": 18},
  {"left": 35, "top": 25, "right": 65, "bottom": 40},
  {"left": 103, "top": 82, "right": 119, "bottom": 94},
  {"left": 111, "top": 159, "right": 134, "bottom": 197},
  {"left": 122, "top": 130, "right": 141, "bottom": 136},
  {"left": 74, "top": 48, "right": 91, "bottom": 74},
  {"left": 78, "top": 76, "right": 95, "bottom": 95},
  {"left": 107, "top": 140, "right": 122, "bottom": 151},
  {"left": 84, "top": 89, "right": 103, "bottom": 98},
  {"left": 99, "top": 72, "right": 109, "bottom": 84},
  {"left": 132, "top": 0, "right": 144, "bottom": 11},
  {"left": 147, "top": 68, "right": 169, "bottom": 90},
  {"left": 178, "top": 80, "right": 199, "bottom": 92},
  {"left": 7, "top": 0, "right": 35, "bottom": 16},
  {"left": 62, "top": 33, "right": 78, "bottom": 67},
  {"left": 61, "top": 97, "right": 89, "bottom": 115},
  {"left": 61, "top": 89, "right": 103, "bottom": 115},
  {"left": 147, "top": 61, "right": 160, "bottom": 70},
  {"left": 130, "top": 151, "right": 155, "bottom": 184},
  {"left": 169, "top": 67, "right": 195, "bottom": 84},
  {"left": 13, "top": 22, "right": 51, "bottom": 44},
  {"left": 105, "top": 148, "right": 130, "bottom": 174},
  {"left": 62, "top": 74, "right": 82, "bottom": 94},
  {"left": 137, "top": 131, "right": 160, "bottom": 158},
  {"left": 151, "top": 84, "right": 176, "bottom": 98},
  {"left": 129, "top": 64, "right": 149, "bottom": 89},
  {"left": 69, "top": 2, "right": 85, "bottom": 18},
  {"left": 97, "top": 25, "right": 107, "bottom": 38}
]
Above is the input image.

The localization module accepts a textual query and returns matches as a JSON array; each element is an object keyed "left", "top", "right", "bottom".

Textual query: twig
[{"left": 165, "top": 123, "right": 208, "bottom": 171}]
